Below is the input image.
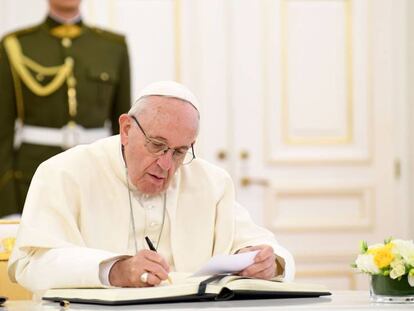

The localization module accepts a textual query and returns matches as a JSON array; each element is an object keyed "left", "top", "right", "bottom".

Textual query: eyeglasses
[{"left": 130, "top": 115, "right": 196, "bottom": 165}]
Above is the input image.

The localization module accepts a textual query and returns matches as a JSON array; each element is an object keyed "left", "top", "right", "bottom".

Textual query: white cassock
[{"left": 8, "top": 135, "right": 295, "bottom": 293}]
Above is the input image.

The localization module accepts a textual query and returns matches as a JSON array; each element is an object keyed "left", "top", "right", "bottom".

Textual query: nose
[{"left": 157, "top": 149, "right": 174, "bottom": 171}]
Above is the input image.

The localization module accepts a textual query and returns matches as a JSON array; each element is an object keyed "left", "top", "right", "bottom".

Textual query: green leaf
[
  {"left": 359, "top": 240, "right": 368, "bottom": 253},
  {"left": 384, "top": 236, "right": 393, "bottom": 244}
]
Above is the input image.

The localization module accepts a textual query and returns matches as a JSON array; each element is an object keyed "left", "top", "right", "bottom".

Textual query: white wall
[{"left": 0, "top": 0, "right": 46, "bottom": 34}]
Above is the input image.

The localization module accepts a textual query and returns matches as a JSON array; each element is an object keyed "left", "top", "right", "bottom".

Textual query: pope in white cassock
[{"left": 8, "top": 81, "right": 295, "bottom": 293}]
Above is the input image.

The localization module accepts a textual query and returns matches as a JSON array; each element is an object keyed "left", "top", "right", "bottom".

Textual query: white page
[{"left": 192, "top": 250, "right": 260, "bottom": 276}]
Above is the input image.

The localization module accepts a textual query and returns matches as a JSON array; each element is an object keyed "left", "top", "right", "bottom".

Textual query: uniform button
[
  {"left": 100, "top": 72, "right": 109, "bottom": 81},
  {"left": 65, "top": 57, "right": 74, "bottom": 65},
  {"left": 150, "top": 222, "right": 158, "bottom": 228},
  {"left": 62, "top": 37, "right": 72, "bottom": 48}
]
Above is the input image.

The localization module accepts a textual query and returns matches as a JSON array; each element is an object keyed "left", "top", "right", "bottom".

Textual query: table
[{"left": 1, "top": 291, "right": 414, "bottom": 310}]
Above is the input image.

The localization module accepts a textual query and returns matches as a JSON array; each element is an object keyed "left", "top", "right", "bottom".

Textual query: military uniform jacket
[{"left": 0, "top": 17, "right": 131, "bottom": 216}]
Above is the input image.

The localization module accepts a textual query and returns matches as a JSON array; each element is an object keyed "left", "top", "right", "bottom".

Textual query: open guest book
[{"left": 42, "top": 273, "right": 331, "bottom": 306}]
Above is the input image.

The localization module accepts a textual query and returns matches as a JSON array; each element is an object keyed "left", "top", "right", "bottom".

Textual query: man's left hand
[{"left": 237, "top": 245, "right": 277, "bottom": 280}]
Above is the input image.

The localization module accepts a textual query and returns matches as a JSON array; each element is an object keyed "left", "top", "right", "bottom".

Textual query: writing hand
[
  {"left": 237, "top": 245, "right": 277, "bottom": 280},
  {"left": 109, "top": 249, "right": 170, "bottom": 287}
]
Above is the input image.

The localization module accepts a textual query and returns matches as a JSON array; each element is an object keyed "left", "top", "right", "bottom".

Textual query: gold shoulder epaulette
[
  {"left": 89, "top": 26, "right": 126, "bottom": 45},
  {"left": 1, "top": 24, "right": 41, "bottom": 41}
]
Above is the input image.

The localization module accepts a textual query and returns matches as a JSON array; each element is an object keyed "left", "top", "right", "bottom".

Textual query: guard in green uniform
[{"left": 0, "top": 5, "right": 131, "bottom": 216}]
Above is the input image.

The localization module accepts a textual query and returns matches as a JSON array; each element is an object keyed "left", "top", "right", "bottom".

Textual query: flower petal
[{"left": 409, "top": 275, "right": 414, "bottom": 287}]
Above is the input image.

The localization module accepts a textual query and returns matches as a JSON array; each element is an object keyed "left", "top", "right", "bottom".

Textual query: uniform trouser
[{"left": 0, "top": 144, "right": 62, "bottom": 217}]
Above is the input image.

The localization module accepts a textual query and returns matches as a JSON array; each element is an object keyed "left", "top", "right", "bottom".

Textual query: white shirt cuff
[{"left": 99, "top": 256, "right": 130, "bottom": 286}]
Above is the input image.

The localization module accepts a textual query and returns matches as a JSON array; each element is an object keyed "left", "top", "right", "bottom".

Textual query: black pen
[
  {"left": 145, "top": 236, "right": 172, "bottom": 284},
  {"left": 145, "top": 236, "right": 156, "bottom": 251}
]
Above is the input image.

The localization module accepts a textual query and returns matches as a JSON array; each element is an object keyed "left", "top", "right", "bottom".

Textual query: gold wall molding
[
  {"left": 263, "top": 0, "right": 372, "bottom": 164},
  {"left": 264, "top": 185, "right": 374, "bottom": 232},
  {"left": 0, "top": 220, "right": 19, "bottom": 225},
  {"left": 280, "top": 0, "right": 353, "bottom": 145}
]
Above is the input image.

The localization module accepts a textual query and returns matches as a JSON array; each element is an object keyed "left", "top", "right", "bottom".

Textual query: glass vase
[{"left": 370, "top": 274, "right": 414, "bottom": 303}]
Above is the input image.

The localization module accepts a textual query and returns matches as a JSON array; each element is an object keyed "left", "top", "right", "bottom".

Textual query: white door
[{"left": 184, "top": 0, "right": 411, "bottom": 290}]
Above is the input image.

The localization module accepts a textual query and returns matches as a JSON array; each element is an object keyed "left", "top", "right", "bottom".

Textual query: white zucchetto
[{"left": 136, "top": 81, "right": 200, "bottom": 111}]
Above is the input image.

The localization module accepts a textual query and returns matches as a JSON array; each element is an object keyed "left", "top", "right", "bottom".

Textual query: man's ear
[{"left": 119, "top": 114, "right": 131, "bottom": 146}]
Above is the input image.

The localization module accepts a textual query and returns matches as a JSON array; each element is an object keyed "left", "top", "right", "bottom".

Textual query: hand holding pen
[
  {"left": 108, "top": 238, "right": 171, "bottom": 287},
  {"left": 145, "top": 236, "right": 172, "bottom": 284}
]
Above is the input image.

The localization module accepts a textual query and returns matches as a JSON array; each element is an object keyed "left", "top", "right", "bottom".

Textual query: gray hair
[{"left": 128, "top": 96, "right": 150, "bottom": 117}]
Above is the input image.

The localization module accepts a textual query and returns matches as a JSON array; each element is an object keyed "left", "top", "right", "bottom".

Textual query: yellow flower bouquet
[{"left": 353, "top": 238, "right": 414, "bottom": 303}]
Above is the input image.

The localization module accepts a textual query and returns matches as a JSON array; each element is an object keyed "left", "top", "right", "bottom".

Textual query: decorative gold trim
[
  {"left": 280, "top": 0, "right": 288, "bottom": 142},
  {"left": 10, "top": 59, "right": 25, "bottom": 121},
  {"left": 366, "top": 0, "right": 374, "bottom": 166},
  {"left": 262, "top": 0, "right": 275, "bottom": 168},
  {"left": 0, "top": 220, "right": 19, "bottom": 225},
  {"left": 280, "top": 0, "right": 353, "bottom": 145},
  {"left": 264, "top": 186, "right": 374, "bottom": 232},
  {"left": 0, "top": 222, "right": 19, "bottom": 261},
  {"left": 224, "top": 1, "right": 236, "bottom": 176},
  {"left": 262, "top": 0, "right": 270, "bottom": 160},
  {"left": 4, "top": 36, "right": 73, "bottom": 97},
  {"left": 263, "top": 0, "right": 372, "bottom": 164},
  {"left": 265, "top": 157, "right": 373, "bottom": 165},
  {"left": 173, "top": 0, "right": 182, "bottom": 82},
  {"left": 0, "top": 254, "right": 10, "bottom": 261},
  {"left": 345, "top": 0, "right": 354, "bottom": 143}
]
